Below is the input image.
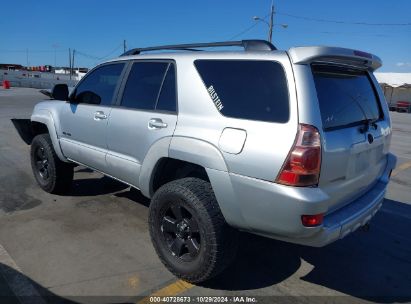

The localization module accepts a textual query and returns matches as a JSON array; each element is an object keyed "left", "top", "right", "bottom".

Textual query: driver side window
[{"left": 71, "top": 63, "right": 125, "bottom": 106}]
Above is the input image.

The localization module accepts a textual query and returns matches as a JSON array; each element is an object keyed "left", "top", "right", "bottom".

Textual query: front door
[{"left": 59, "top": 62, "right": 126, "bottom": 171}]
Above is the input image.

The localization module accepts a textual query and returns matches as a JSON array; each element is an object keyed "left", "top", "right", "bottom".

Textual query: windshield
[{"left": 312, "top": 65, "right": 382, "bottom": 130}]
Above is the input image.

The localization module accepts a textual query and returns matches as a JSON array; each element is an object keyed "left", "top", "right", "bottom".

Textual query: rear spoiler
[{"left": 288, "top": 46, "right": 382, "bottom": 71}]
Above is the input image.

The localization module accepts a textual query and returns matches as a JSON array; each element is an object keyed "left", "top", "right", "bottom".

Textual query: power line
[
  {"left": 228, "top": 13, "right": 271, "bottom": 40},
  {"left": 76, "top": 44, "right": 122, "bottom": 61},
  {"left": 226, "top": 9, "right": 410, "bottom": 41},
  {"left": 75, "top": 50, "right": 100, "bottom": 61},
  {"left": 282, "top": 26, "right": 409, "bottom": 37},
  {"left": 99, "top": 44, "right": 123, "bottom": 60},
  {"left": 276, "top": 11, "right": 411, "bottom": 26},
  {"left": 0, "top": 44, "right": 122, "bottom": 60},
  {"left": 318, "top": 31, "right": 392, "bottom": 37},
  {"left": 0, "top": 49, "right": 66, "bottom": 53}
]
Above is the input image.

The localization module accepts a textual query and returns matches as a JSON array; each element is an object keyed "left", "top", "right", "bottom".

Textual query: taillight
[
  {"left": 276, "top": 124, "right": 321, "bottom": 187},
  {"left": 301, "top": 214, "right": 324, "bottom": 227}
]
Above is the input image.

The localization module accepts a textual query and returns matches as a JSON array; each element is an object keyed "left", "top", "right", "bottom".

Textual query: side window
[
  {"left": 194, "top": 60, "right": 289, "bottom": 123},
  {"left": 120, "top": 62, "right": 169, "bottom": 110},
  {"left": 156, "top": 64, "right": 177, "bottom": 112},
  {"left": 72, "top": 63, "right": 125, "bottom": 105},
  {"left": 120, "top": 61, "right": 177, "bottom": 112}
]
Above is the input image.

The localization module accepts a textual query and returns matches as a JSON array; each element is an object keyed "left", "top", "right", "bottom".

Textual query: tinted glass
[
  {"left": 121, "top": 62, "right": 168, "bottom": 110},
  {"left": 194, "top": 60, "right": 289, "bottom": 123},
  {"left": 73, "top": 63, "right": 124, "bottom": 105},
  {"left": 156, "top": 64, "right": 177, "bottom": 112},
  {"left": 312, "top": 65, "right": 382, "bottom": 130}
]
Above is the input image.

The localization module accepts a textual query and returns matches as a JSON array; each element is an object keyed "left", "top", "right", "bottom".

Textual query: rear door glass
[
  {"left": 121, "top": 62, "right": 169, "bottom": 110},
  {"left": 156, "top": 64, "right": 177, "bottom": 112},
  {"left": 194, "top": 60, "right": 289, "bottom": 123},
  {"left": 312, "top": 65, "right": 382, "bottom": 130}
]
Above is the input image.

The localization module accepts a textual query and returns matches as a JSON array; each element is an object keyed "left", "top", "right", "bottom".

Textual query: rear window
[
  {"left": 194, "top": 60, "right": 289, "bottom": 123},
  {"left": 312, "top": 65, "right": 382, "bottom": 130}
]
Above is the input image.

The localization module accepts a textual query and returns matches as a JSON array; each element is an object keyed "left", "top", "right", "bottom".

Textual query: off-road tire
[
  {"left": 30, "top": 134, "right": 73, "bottom": 194},
  {"left": 149, "top": 177, "right": 238, "bottom": 283}
]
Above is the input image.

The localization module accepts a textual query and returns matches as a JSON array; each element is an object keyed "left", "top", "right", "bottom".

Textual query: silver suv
[{"left": 16, "top": 40, "right": 396, "bottom": 283}]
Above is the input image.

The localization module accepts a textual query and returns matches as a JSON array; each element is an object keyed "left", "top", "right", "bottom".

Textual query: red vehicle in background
[{"left": 396, "top": 101, "right": 411, "bottom": 113}]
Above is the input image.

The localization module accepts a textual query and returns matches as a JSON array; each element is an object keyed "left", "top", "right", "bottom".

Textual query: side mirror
[{"left": 51, "top": 84, "right": 69, "bottom": 101}]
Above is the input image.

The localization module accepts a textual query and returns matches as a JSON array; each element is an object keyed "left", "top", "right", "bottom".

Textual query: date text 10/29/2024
[{"left": 149, "top": 296, "right": 257, "bottom": 303}]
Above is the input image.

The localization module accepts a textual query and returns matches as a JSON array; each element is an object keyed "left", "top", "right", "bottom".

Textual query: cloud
[{"left": 396, "top": 62, "right": 411, "bottom": 67}]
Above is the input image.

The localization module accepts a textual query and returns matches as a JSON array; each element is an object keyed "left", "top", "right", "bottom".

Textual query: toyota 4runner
[{"left": 14, "top": 40, "right": 397, "bottom": 283}]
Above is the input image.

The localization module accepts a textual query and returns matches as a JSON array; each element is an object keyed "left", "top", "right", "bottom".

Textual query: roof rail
[{"left": 120, "top": 39, "right": 276, "bottom": 56}]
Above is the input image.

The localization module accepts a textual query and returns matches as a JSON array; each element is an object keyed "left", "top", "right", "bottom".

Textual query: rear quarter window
[{"left": 194, "top": 60, "right": 289, "bottom": 123}]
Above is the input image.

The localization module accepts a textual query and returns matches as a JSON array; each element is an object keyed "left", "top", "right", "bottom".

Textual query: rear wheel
[
  {"left": 30, "top": 134, "right": 73, "bottom": 194},
  {"left": 149, "top": 178, "right": 238, "bottom": 283}
]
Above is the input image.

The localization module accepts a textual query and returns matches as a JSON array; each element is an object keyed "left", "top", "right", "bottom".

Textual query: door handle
[
  {"left": 94, "top": 111, "right": 107, "bottom": 120},
  {"left": 148, "top": 118, "right": 167, "bottom": 129}
]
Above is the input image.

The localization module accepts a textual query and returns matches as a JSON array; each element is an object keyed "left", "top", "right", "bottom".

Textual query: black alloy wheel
[
  {"left": 30, "top": 134, "right": 74, "bottom": 194},
  {"left": 149, "top": 178, "right": 239, "bottom": 283},
  {"left": 161, "top": 203, "right": 201, "bottom": 262},
  {"left": 33, "top": 146, "right": 50, "bottom": 181}
]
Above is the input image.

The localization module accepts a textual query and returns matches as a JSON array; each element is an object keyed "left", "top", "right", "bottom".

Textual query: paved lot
[{"left": 0, "top": 88, "right": 410, "bottom": 304}]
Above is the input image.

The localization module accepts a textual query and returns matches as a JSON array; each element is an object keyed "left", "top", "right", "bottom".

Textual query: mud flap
[
  {"left": 11, "top": 119, "right": 33, "bottom": 145},
  {"left": 39, "top": 89, "right": 53, "bottom": 98}
]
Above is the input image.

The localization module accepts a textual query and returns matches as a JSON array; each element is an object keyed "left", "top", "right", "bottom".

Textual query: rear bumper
[
  {"left": 209, "top": 153, "right": 397, "bottom": 247},
  {"left": 285, "top": 180, "right": 386, "bottom": 247}
]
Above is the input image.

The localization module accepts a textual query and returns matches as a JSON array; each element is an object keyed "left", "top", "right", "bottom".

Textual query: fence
[{"left": 1, "top": 69, "right": 78, "bottom": 89}]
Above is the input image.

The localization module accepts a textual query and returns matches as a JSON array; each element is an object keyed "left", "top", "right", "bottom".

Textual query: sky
[{"left": 1, "top": 0, "right": 410, "bottom": 72}]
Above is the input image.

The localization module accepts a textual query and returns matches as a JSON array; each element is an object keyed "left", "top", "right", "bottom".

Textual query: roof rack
[{"left": 120, "top": 39, "right": 276, "bottom": 56}]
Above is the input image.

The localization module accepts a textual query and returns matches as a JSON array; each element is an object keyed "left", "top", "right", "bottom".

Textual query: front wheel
[
  {"left": 30, "top": 134, "right": 73, "bottom": 194},
  {"left": 149, "top": 178, "right": 238, "bottom": 283}
]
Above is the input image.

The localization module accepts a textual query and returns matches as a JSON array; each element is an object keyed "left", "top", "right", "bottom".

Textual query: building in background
[
  {"left": 0, "top": 63, "right": 86, "bottom": 89},
  {"left": 0, "top": 64, "right": 24, "bottom": 71},
  {"left": 375, "top": 73, "right": 411, "bottom": 111}
]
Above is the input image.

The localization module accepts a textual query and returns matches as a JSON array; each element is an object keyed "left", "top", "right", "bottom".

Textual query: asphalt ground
[{"left": 0, "top": 87, "right": 410, "bottom": 304}]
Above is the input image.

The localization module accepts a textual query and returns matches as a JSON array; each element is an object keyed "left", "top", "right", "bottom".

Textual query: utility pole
[
  {"left": 253, "top": 2, "right": 287, "bottom": 42},
  {"left": 26, "top": 48, "right": 29, "bottom": 69},
  {"left": 69, "top": 48, "right": 72, "bottom": 80},
  {"left": 72, "top": 49, "right": 76, "bottom": 77},
  {"left": 268, "top": 2, "right": 274, "bottom": 43},
  {"left": 52, "top": 43, "right": 58, "bottom": 68},
  {"left": 123, "top": 39, "right": 127, "bottom": 53}
]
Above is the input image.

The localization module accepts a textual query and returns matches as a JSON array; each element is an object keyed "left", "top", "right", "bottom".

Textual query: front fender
[{"left": 31, "top": 109, "right": 67, "bottom": 162}]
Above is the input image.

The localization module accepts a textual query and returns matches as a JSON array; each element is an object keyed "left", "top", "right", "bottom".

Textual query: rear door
[
  {"left": 312, "top": 64, "right": 389, "bottom": 212},
  {"left": 105, "top": 60, "right": 178, "bottom": 187}
]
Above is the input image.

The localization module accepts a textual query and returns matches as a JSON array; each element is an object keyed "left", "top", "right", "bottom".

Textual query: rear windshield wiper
[
  {"left": 359, "top": 118, "right": 378, "bottom": 133},
  {"left": 346, "top": 93, "right": 378, "bottom": 133}
]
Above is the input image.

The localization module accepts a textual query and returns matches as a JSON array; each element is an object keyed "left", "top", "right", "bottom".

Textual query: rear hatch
[
  {"left": 313, "top": 64, "right": 389, "bottom": 212},
  {"left": 290, "top": 47, "right": 390, "bottom": 212}
]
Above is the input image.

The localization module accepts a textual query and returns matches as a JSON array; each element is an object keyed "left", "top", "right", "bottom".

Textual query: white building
[{"left": 374, "top": 73, "right": 411, "bottom": 108}]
